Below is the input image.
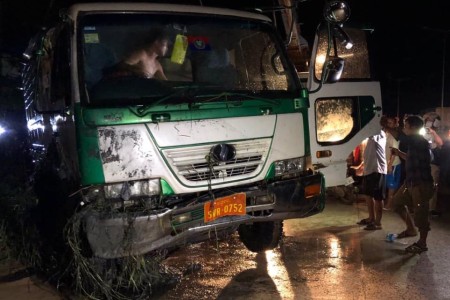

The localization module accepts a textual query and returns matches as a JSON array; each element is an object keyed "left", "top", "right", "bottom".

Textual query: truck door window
[
  {"left": 315, "top": 96, "right": 377, "bottom": 145},
  {"left": 315, "top": 98, "right": 354, "bottom": 143},
  {"left": 314, "top": 28, "right": 371, "bottom": 81}
]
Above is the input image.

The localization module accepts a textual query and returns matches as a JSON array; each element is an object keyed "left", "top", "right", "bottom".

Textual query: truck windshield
[{"left": 79, "top": 13, "right": 300, "bottom": 106}]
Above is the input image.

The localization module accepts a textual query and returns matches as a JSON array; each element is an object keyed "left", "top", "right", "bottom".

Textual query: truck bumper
[{"left": 84, "top": 173, "right": 325, "bottom": 258}]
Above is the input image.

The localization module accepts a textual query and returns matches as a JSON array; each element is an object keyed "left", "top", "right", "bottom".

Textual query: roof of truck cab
[{"left": 67, "top": 2, "right": 272, "bottom": 22}]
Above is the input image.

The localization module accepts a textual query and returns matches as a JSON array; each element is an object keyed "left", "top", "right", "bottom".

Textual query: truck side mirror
[
  {"left": 323, "top": 56, "right": 344, "bottom": 83},
  {"left": 310, "top": 1, "right": 351, "bottom": 91},
  {"left": 271, "top": 53, "right": 285, "bottom": 75},
  {"left": 323, "top": 1, "right": 351, "bottom": 25}
]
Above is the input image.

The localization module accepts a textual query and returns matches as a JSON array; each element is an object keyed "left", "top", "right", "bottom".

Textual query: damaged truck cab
[{"left": 22, "top": 2, "right": 375, "bottom": 258}]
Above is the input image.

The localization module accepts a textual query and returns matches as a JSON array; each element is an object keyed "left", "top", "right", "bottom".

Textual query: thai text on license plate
[{"left": 204, "top": 193, "right": 246, "bottom": 223}]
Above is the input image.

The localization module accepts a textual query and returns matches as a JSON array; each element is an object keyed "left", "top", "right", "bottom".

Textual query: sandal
[
  {"left": 357, "top": 218, "right": 372, "bottom": 225},
  {"left": 364, "top": 223, "right": 382, "bottom": 231},
  {"left": 397, "top": 230, "right": 418, "bottom": 239},
  {"left": 405, "top": 242, "right": 428, "bottom": 254}
]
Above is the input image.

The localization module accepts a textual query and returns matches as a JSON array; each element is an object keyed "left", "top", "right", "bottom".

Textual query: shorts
[
  {"left": 386, "top": 164, "right": 401, "bottom": 190},
  {"left": 361, "top": 172, "right": 385, "bottom": 201},
  {"left": 392, "top": 182, "right": 434, "bottom": 232}
]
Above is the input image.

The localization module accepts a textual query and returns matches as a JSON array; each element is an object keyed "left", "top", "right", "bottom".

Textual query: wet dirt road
[
  {"left": 157, "top": 198, "right": 450, "bottom": 300},
  {"left": 2, "top": 197, "right": 450, "bottom": 299}
]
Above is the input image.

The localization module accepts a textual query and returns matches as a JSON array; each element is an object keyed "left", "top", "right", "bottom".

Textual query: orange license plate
[{"left": 204, "top": 193, "right": 246, "bottom": 223}]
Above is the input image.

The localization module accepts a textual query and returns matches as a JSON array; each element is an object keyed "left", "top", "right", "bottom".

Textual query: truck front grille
[{"left": 163, "top": 139, "right": 271, "bottom": 184}]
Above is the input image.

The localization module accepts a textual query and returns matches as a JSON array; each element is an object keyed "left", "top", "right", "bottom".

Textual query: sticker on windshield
[
  {"left": 171, "top": 34, "right": 188, "bottom": 64},
  {"left": 188, "top": 36, "right": 211, "bottom": 51},
  {"left": 84, "top": 33, "right": 99, "bottom": 44}
]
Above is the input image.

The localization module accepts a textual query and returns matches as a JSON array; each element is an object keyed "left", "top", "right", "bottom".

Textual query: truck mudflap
[{"left": 84, "top": 173, "right": 325, "bottom": 259}]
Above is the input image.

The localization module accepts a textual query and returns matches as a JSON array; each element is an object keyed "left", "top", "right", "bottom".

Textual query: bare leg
[
  {"left": 365, "top": 195, "right": 375, "bottom": 222},
  {"left": 429, "top": 164, "right": 439, "bottom": 212},
  {"left": 418, "top": 231, "right": 428, "bottom": 247},
  {"left": 384, "top": 188, "right": 396, "bottom": 210},
  {"left": 374, "top": 200, "right": 383, "bottom": 226},
  {"left": 399, "top": 205, "right": 417, "bottom": 234}
]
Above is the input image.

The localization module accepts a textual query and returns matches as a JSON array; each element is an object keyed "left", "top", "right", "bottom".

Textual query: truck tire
[{"left": 238, "top": 221, "right": 283, "bottom": 252}]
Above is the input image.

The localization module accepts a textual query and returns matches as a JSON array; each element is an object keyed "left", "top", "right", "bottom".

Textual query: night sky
[{"left": 2, "top": 0, "right": 450, "bottom": 115}]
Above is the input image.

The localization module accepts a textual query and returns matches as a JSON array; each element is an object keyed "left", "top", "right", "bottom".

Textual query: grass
[
  {"left": 64, "top": 205, "right": 177, "bottom": 299},
  {"left": 0, "top": 127, "right": 178, "bottom": 299},
  {"left": 0, "top": 182, "right": 178, "bottom": 299}
]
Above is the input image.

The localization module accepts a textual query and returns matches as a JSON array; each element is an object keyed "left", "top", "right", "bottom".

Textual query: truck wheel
[{"left": 238, "top": 221, "right": 283, "bottom": 252}]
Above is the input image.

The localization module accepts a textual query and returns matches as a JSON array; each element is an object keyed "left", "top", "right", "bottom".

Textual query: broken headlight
[
  {"left": 104, "top": 179, "right": 161, "bottom": 201},
  {"left": 83, "top": 179, "right": 161, "bottom": 203},
  {"left": 274, "top": 157, "right": 306, "bottom": 177}
]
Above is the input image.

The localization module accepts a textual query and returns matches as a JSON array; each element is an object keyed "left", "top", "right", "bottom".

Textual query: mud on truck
[{"left": 21, "top": 1, "right": 382, "bottom": 259}]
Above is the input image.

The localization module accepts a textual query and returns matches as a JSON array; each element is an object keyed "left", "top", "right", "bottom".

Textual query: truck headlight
[
  {"left": 104, "top": 179, "right": 161, "bottom": 200},
  {"left": 274, "top": 157, "right": 306, "bottom": 176}
]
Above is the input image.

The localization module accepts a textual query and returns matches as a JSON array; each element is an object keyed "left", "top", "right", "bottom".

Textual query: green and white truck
[{"left": 22, "top": 1, "right": 381, "bottom": 259}]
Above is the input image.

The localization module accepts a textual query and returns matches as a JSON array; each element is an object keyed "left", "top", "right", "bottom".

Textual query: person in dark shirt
[
  {"left": 397, "top": 116, "right": 412, "bottom": 186},
  {"left": 390, "top": 115, "right": 433, "bottom": 254}
]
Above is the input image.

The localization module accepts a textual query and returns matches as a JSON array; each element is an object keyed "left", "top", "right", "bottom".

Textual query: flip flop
[
  {"left": 364, "top": 223, "right": 382, "bottom": 231},
  {"left": 397, "top": 230, "right": 418, "bottom": 239},
  {"left": 357, "top": 218, "right": 372, "bottom": 225},
  {"left": 405, "top": 242, "right": 428, "bottom": 254}
]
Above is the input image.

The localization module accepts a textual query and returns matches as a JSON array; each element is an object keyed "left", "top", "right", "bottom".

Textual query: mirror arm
[{"left": 332, "top": 25, "right": 353, "bottom": 50}]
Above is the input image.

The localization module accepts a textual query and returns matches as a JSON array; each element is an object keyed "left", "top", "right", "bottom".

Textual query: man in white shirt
[
  {"left": 384, "top": 116, "right": 402, "bottom": 210},
  {"left": 354, "top": 117, "right": 387, "bottom": 230},
  {"left": 422, "top": 113, "right": 444, "bottom": 216}
]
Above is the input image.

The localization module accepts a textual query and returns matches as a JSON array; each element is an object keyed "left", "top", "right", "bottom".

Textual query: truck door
[{"left": 307, "top": 28, "right": 382, "bottom": 187}]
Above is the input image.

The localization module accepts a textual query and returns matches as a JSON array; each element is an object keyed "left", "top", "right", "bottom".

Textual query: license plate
[{"left": 204, "top": 193, "right": 246, "bottom": 223}]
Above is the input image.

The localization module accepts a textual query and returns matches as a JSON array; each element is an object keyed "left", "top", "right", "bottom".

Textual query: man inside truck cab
[{"left": 105, "top": 29, "right": 169, "bottom": 80}]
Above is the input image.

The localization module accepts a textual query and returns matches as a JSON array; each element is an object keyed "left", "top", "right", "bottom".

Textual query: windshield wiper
[
  {"left": 131, "top": 84, "right": 236, "bottom": 116},
  {"left": 130, "top": 88, "right": 279, "bottom": 117},
  {"left": 194, "top": 92, "right": 278, "bottom": 105},
  {"left": 130, "top": 85, "right": 202, "bottom": 117}
]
